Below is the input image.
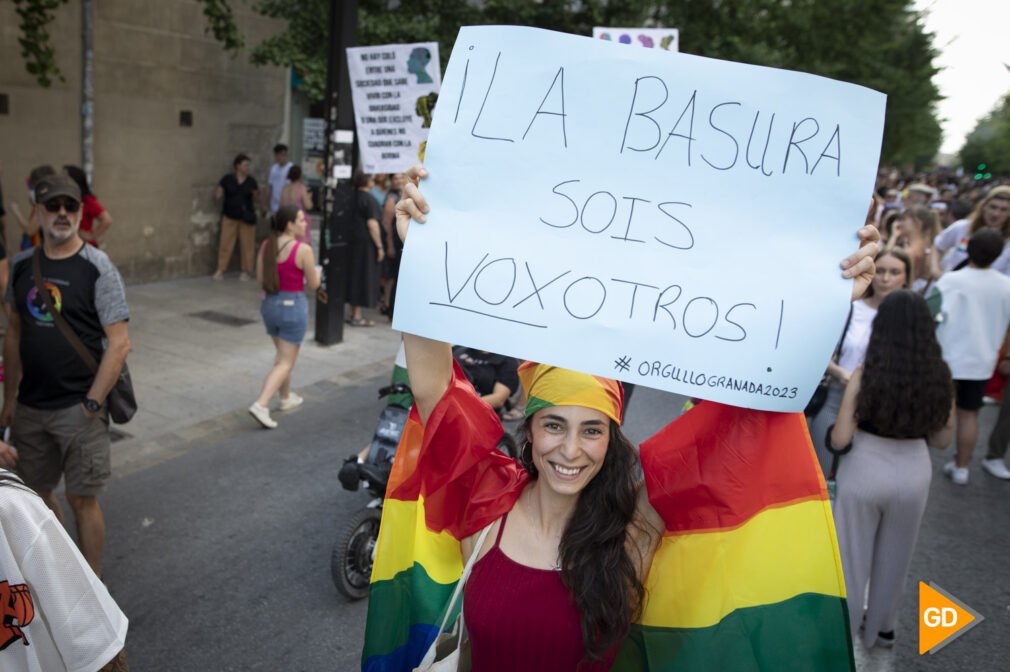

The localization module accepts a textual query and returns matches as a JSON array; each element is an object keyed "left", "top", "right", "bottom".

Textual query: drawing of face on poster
[
  {"left": 416, "top": 92, "right": 439, "bottom": 129},
  {"left": 408, "top": 47, "right": 433, "bottom": 84}
]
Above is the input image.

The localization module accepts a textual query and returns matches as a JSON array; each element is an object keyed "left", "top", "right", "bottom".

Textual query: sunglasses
[{"left": 43, "top": 198, "right": 80, "bottom": 214}]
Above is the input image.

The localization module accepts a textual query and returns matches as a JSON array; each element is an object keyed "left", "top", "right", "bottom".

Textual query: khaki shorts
[{"left": 13, "top": 402, "right": 111, "bottom": 497}]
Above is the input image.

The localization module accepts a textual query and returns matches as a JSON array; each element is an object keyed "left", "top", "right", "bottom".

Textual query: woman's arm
[
  {"left": 927, "top": 401, "right": 956, "bottom": 449},
  {"left": 481, "top": 382, "right": 512, "bottom": 410},
  {"left": 381, "top": 196, "right": 397, "bottom": 258},
  {"left": 302, "top": 186, "right": 313, "bottom": 210},
  {"left": 10, "top": 202, "right": 39, "bottom": 236},
  {"left": 830, "top": 367, "right": 862, "bottom": 449},
  {"left": 297, "top": 244, "right": 322, "bottom": 290},
  {"left": 367, "top": 217, "right": 385, "bottom": 263},
  {"left": 394, "top": 166, "right": 453, "bottom": 423},
  {"left": 93, "top": 210, "right": 113, "bottom": 240},
  {"left": 826, "top": 361, "right": 851, "bottom": 386},
  {"left": 255, "top": 240, "right": 265, "bottom": 286}
]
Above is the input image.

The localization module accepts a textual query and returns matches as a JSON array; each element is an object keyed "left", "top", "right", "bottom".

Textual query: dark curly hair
[
  {"left": 857, "top": 290, "right": 952, "bottom": 438},
  {"left": 518, "top": 419, "right": 646, "bottom": 663}
]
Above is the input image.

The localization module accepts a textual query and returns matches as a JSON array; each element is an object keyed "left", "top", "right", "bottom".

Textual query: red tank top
[
  {"left": 463, "top": 512, "right": 617, "bottom": 672},
  {"left": 277, "top": 241, "right": 305, "bottom": 292}
]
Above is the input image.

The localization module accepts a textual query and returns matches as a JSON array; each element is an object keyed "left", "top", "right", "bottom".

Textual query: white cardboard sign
[{"left": 393, "top": 26, "right": 886, "bottom": 412}]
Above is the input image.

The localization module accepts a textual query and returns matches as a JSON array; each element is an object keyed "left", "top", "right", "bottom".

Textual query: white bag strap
[{"left": 415, "top": 520, "right": 496, "bottom": 668}]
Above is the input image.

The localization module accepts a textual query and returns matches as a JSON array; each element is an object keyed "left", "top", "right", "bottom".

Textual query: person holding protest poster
[{"left": 359, "top": 165, "right": 880, "bottom": 672}]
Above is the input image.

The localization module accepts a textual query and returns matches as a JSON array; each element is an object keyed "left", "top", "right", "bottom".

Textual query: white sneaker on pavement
[
  {"left": 981, "top": 458, "right": 1010, "bottom": 480},
  {"left": 239, "top": 272, "right": 251, "bottom": 282},
  {"left": 248, "top": 402, "right": 278, "bottom": 429},
  {"left": 279, "top": 393, "right": 304, "bottom": 412},
  {"left": 943, "top": 461, "right": 969, "bottom": 485}
]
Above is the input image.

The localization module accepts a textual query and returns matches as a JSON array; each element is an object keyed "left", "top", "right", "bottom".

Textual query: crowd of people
[
  {"left": 0, "top": 142, "right": 1007, "bottom": 671},
  {"left": 808, "top": 169, "right": 1010, "bottom": 650}
]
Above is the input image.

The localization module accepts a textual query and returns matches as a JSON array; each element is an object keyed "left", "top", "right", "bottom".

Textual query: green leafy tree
[
  {"left": 11, "top": 0, "right": 944, "bottom": 165},
  {"left": 961, "top": 93, "right": 1010, "bottom": 176},
  {"left": 650, "top": 0, "right": 942, "bottom": 165},
  {"left": 10, "top": 0, "right": 243, "bottom": 88}
]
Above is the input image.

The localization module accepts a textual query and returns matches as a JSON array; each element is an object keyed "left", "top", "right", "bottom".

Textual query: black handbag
[
  {"left": 32, "top": 249, "right": 137, "bottom": 424},
  {"left": 803, "top": 306, "right": 854, "bottom": 418}
]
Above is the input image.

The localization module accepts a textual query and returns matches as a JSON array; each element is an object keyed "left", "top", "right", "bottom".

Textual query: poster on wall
[
  {"left": 301, "top": 117, "right": 326, "bottom": 185},
  {"left": 593, "top": 26, "right": 679, "bottom": 51},
  {"left": 346, "top": 42, "right": 441, "bottom": 174}
]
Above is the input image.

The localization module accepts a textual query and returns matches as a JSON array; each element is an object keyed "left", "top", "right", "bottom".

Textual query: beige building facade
[{"left": 0, "top": 0, "right": 291, "bottom": 282}]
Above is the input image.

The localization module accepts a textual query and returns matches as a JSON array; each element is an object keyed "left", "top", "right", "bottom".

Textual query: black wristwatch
[{"left": 83, "top": 398, "right": 102, "bottom": 414}]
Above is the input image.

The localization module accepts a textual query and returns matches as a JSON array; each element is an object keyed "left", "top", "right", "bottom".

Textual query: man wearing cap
[{"left": 0, "top": 175, "right": 131, "bottom": 577}]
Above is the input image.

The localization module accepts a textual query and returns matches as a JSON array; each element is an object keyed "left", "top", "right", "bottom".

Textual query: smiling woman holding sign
[{"left": 357, "top": 164, "right": 879, "bottom": 672}]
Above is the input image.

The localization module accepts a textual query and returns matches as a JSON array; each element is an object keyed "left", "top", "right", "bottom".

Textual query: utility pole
[{"left": 315, "top": 0, "right": 359, "bottom": 345}]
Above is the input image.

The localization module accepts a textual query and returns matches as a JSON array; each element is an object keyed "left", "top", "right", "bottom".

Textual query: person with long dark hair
[
  {"left": 830, "top": 290, "right": 955, "bottom": 650},
  {"left": 808, "top": 249, "right": 912, "bottom": 473},
  {"left": 388, "top": 166, "right": 880, "bottom": 670},
  {"left": 62, "top": 165, "right": 113, "bottom": 248},
  {"left": 248, "top": 205, "right": 320, "bottom": 428}
]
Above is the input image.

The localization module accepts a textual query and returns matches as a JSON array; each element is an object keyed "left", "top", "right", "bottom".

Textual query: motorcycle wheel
[{"left": 332, "top": 507, "right": 383, "bottom": 601}]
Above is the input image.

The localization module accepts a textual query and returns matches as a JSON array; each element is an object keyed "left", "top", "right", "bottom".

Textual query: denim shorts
[{"left": 261, "top": 291, "right": 308, "bottom": 344}]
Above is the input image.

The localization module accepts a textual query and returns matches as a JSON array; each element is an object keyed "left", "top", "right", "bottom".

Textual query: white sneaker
[
  {"left": 981, "top": 458, "right": 1010, "bottom": 480},
  {"left": 943, "top": 461, "right": 969, "bottom": 485},
  {"left": 279, "top": 393, "right": 304, "bottom": 412},
  {"left": 248, "top": 402, "right": 277, "bottom": 429},
  {"left": 238, "top": 272, "right": 251, "bottom": 282}
]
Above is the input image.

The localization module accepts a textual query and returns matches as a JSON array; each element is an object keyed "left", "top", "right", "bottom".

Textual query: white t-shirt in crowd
[
  {"left": 836, "top": 300, "right": 878, "bottom": 373},
  {"left": 935, "top": 219, "right": 1010, "bottom": 275},
  {"left": 933, "top": 267, "right": 1010, "bottom": 380},
  {"left": 0, "top": 471, "right": 127, "bottom": 672},
  {"left": 268, "top": 161, "right": 293, "bottom": 213}
]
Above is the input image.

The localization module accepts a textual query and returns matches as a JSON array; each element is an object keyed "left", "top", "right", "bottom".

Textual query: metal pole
[
  {"left": 81, "top": 0, "right": 94, "bottom": 183},
  {"left": 315, "top": 0, "right": 359, "bottom": 345}
]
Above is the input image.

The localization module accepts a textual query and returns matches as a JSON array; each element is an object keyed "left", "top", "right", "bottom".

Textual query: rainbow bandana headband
[{"left": 517, "top": 361, "right": 624, "bottom": 426}]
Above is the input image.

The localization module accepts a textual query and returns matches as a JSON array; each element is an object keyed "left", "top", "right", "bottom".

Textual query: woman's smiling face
[{"left": 529, "top": 406, "right": 610, "bottom": 496}]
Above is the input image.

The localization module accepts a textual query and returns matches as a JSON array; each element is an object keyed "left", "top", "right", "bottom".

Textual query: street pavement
[
  {"left": 35, "top": 274, "right": 1010, "bottom": 670},
  {"left": 111, "top": 273, "right": 400, "bottom": 476}
]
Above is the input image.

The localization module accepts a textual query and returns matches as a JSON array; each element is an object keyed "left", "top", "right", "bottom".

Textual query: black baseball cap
[{"left": 34, "top": 175, "right": 81, "bottom": 204}]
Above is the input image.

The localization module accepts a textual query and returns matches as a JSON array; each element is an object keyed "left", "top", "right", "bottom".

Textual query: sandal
[{"left": 349, "top": 318, "right": 375, "bottom": 327}]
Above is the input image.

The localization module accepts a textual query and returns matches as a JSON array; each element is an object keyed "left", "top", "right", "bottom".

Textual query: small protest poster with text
[
  {"left": 393, "top": 26, "right": 886, "bottom": 412},
  {"left": 346, "top": 42, "right": 441, "bottom": 174}
]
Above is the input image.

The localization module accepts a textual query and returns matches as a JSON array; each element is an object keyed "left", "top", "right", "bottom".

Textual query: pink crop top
[{"left": 277, "top": 241, "right": 305, "bottom": 292}]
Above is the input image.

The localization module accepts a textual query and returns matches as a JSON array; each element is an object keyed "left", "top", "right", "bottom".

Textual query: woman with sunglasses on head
[
  {"left": 383, "top": 166, "right": 880, "bottom": 671},
  {"left": 934, "top": 185, "right": 1010, "bottom": 275},
  {"left": 830, "top": 290, "right": 954, "bottom": 650}
]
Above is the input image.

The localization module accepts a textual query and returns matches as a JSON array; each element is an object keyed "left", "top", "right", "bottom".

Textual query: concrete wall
[{"left": 0, "top": 0, "right": 288, "bottom": 282}]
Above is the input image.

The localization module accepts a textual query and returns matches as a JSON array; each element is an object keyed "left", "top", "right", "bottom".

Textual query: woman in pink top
[
  {"left": 249, "top": 205, "right": 321, "bottom": 428},
  {"left": 279, "top": 165, "right": 314, "bottom": 247}
]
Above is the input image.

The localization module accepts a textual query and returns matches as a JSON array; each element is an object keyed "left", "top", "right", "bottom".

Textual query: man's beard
[{"left": 45, "top": 217, "right": 77, "bottom": 242}]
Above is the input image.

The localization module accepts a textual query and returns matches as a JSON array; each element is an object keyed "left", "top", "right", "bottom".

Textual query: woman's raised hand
[
  {"left": 842, "top": 225, "right": 880, "bottom": 302},
  {"left": 395, "top": 165, "right": 430, "bottom": 244}
]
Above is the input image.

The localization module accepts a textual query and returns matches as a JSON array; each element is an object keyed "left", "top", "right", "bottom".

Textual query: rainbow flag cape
[{"left": 362, "top": 367, "right": 853, "bottom": 671}]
